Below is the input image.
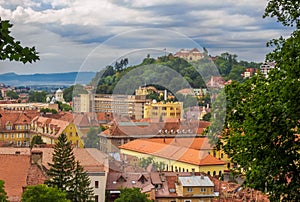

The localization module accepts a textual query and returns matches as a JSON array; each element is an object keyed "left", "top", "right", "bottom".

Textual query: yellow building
[
  {"left": 144, "top": 101, "right": 183, "bottom": 120},
  {"left": 0, "top": 111, "right": 39, "bottom": 147},
  {"left": 174, "top": 175, "right": 216, "bottom": 202},
  {"left": 119, "top": 139, "right": 225, "bottom": 176},
  {"left": 174, "top": 48, "right": 205, "bottom": 62},
  {"left": 31, "top": 116, "right": 84, "bottom": 148}
]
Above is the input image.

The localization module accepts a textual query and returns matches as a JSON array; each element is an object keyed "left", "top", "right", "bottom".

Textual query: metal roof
[{"left": 178, "top": 176, "right": 214, "bottom": 187}]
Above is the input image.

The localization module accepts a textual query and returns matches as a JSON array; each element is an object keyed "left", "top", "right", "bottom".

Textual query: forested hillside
[{"left": 90, "top": 53, "right": 261, "bottom": 94}]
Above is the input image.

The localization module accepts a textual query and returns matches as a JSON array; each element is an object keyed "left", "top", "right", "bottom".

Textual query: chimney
[{"left": 31, "top": 150, "right": 43, "bottom": 165}]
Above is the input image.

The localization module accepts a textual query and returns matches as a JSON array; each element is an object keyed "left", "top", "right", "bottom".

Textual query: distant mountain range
[{"left": 0, "top": 72, "right": 96, "bottom": 86}]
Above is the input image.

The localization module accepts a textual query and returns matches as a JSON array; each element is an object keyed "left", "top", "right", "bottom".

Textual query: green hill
[{"left": 90, "top": 53, "right": 261, "bottom": 95}]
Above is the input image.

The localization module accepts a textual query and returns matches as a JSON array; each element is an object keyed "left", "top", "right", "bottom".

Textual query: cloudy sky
[{"left": 0, "top": 0, "right": 292, "bottom": 74}]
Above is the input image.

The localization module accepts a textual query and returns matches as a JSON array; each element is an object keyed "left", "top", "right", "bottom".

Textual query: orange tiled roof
[
  {"left": 101, "top": 120, "right": 210, "bottom": 137},
  {"left": 0, "top": 154, "right": 31, "bottom": 200},
  {"left": 0, "top": 147, "right": 108, "bottom": 172},
  {"left": 145, "top": 137, "right": 213, "bottom": 150},
  {"left": 32, "top": 116, "right": 70, "bottom": 138},
  {"left": 119, "top": 139, "right": 224, "bottom": 166},
  {"left": 106, "top": 172, "right": 154, "bottom": 193},
  {"left": 0, "top": 154, "right": 46, "bottom": 202},
  {"left": 0, "top": 111, "right": 39, "bottom": 129}
]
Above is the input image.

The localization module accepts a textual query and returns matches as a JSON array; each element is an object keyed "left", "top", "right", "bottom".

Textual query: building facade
[
  {"left": 0, "top": 111, "right": 39, "bottom": 147},
  {"left": 144, "top": 101, "right": 183, "bottom": 120},
  {"left": 260, "top": 61, "right": 276, "bottom": 78},
  {"left": 174, "top": 48, "right": 205, "bottom": 62},
  {"left": 30, "top": 116, "right": 84, "bottom": 148},
  {"left": 73, "top": 94, "right": 149, "bottom": 120},
  {"left": 119, "top": 139, "right": 225, "bottom": 176}
]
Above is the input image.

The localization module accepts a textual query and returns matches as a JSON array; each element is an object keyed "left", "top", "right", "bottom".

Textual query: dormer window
[
  {"left": 138, "top": 174, "right": 148, "bottom": 184},
  {"left": 117, "top": 175, "right": 126, "bottom": 182},
  {"left": 6, "top": 123, "right": 12, "bottom": 130}
]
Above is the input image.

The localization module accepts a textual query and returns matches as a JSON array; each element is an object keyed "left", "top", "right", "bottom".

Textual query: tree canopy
[
  {"left": 63, "top": 84, "right": 88, "bottom": 102},
  {"left": 84, "top": 127, "right": 101, "bottom": 148},
  {"left": 6, "top": 90, "right": 19, "bottom": 99},
  {"left": 219, "top": 1, "right": 300, "bottom": 201},
  {"left": 30, "top": 135, "right": 45, "bottom": 149},
  {"left": 21, "top": 185, "right": 70, "bottom": 202},
  {"left": 114, "top": 188, "right": 152, "bottom": 202},
  {"left": 0, "top": 180, "right": 8, "bottom": 202},
  {"left": 28, "top": 91, "right": 47, "bottom": 103},
  {"left": 0, "top": 18, "right": 39, "bottom": 63}
]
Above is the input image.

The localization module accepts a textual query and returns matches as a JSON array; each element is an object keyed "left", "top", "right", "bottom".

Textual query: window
[
  {"left": 162, "top": 107, "right": 167, "bottom": 110},
  {"left": 184, "top": 200, "right": 191, "bottom": 202},
  {"left": 11, "top": 134, "right": 14, "bottom": 138},
  {"left": 95, "top": 195, "right": 99, "bottom": 202},
  {"left": 187, "top": 187, "right": 192, "bottom": 192},
  {"left": 201, "top": 188, "right": 206, "bottom": 192},
  {"left": 6, "top": 125, "right": 12, "bottom": 130},
  {"left": 95, "top": 181, "right": 99, "bottom": 188}
]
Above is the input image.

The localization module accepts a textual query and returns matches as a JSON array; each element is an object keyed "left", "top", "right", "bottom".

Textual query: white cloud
[{"left": 0, "top": 0, "right": 292, "bottom": 74}]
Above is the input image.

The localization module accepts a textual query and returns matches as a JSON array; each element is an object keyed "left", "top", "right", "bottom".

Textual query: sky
[{"left": 0, "top": 0, "right": 292, "bottom": 75}]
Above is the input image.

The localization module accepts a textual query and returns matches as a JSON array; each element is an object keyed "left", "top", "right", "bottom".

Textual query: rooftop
[
  {"left": 178, "top": 175, "right": 214, "bottom": 187},
  {"left": 119, "top": 139, "right": 224, "bottom": 166}
]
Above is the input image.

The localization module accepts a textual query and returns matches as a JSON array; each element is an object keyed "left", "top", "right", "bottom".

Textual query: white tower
[{"left": 55, "top": 88, "right": 65, "bottom": 103}]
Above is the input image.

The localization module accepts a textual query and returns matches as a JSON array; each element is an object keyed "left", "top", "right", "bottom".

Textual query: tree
[
  {"left": 46, "top": 134, "right": 75, "bottom": 190},
  {"left": 139, "top": 157, "right": 155, "bottom": 169},
  {"left": 0, "top": 180, "right": 8, "bottom": 202},
  {"left": 115, "top": 188, "right": 152, "bottom": 202},
  {"left": 57, "top": 101, "right": 72, "bottom": 111},
  {"left": 21, "top": 185, "right": 70, "bottom": 202},
  {"left": 68, "top": 161, "right": 94, "bottom": 202},
  {"left": 63, "top": 84, "right": 88, "bottom": 102},
  {"left": 40, "top": 108, "right": 58, "bottom": 114},
  {"left": 30, "top": 135, "right": 45, "bottom": 149},
  {"left": 46, "top": 134, "right": 93, "bottom": 202},
  {"left": 219, "top": 1, "right": 300, "bottom": 201},
  {"left": 84, "top": 127, "right": 100, "bottom": 148},
  {"left": 0, "top": 18, "right": 39, "bottom": 63},
  {"left": 263, "top": 0, "right": 300, "bottom": 28},
  {"left": 5, "top": 90, "right": 19, "bottom": 99},
  {"left": 28, "top": 91, "right": 47, "bottom": 102}
]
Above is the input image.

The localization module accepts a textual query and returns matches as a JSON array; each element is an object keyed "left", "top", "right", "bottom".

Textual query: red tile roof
[
  {"left": 106, "top": 172, "right": 154, "bottom": 193},
  {"left": 145, "top": 137, "right": 213, "bottom": 150},
  {"left": 31, "top": 116, "right": 70, "bottom": 139},
  {"left": 119, "top": 139, "right": 224, "bottom": 166},
  {"left": 0, "top": 147, "right": 108, "bottom": 172},
  {"left": 0, "top": 111, "right": 39, "bottom": 129},
  {"left": 0, "top": 154, "right": 46, "bottom": 202}
]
